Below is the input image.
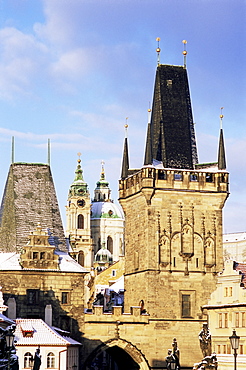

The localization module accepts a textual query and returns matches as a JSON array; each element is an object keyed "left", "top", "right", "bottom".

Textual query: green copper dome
[{"left": 68, "top": 157, "right": 88, "bottom": 197}]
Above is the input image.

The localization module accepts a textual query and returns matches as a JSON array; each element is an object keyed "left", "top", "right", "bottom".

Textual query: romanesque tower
[
  {"left": 119, "top": 62, "right": 229, "bottom": 358},
  {"left": 66, "top": 155, "right": 93, "bottom": 268}
]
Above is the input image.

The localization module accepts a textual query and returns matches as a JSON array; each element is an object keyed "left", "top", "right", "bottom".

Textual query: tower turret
[
  {"left": 121, "top": 123, "right": 129, "bottom": 179},
  {"left": 218, "top": 109, "right": 226, "bottom": 170},
  {"left": 66, "top": 154, "right": 93, "bottom": 268},
  {"left": 93, "top": 161, "right": 111, "bottom": 202}
]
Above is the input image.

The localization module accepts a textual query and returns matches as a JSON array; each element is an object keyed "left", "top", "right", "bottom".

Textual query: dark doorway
[{"left": 88, "top": 345, "right": 140, "bottom": 370}]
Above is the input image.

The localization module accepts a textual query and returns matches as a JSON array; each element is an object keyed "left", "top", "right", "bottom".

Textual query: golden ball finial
[
  {"left": 148, "top": 108, "right": 151, "bottom": 113},
  {"left": 220, "top": 114, "right": 224, "bottom": 119},
  {"left": 124, "top": 124, "right": 128, "bottom": 129},
  {"left": 156, "top": 37, "right": 160, "bottom": 42},
  {"left": 183, "top": 50, "right": 187, "bottom": 55},
  {"left": 182, "top": 40, "right": 187, "bottom": 44}
]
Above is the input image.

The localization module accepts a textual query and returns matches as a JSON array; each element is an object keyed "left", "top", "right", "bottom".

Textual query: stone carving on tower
[{"left": 66, "top": 153, "right": 93, "bottom": 268}]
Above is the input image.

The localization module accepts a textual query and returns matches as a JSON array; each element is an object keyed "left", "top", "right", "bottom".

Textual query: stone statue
[
  {"left": 198, "top": 324, "right": 211, "bottom": 357},
  {"left": 32, "top": 348, "right": 41, "bottom": 370},
  {"left": 172, "top": 338, "right": 180, "bottom": 369},
  {"left": 165, "top": 349, "right": 176, "bottom": 370},
  {"left": 193, "top": 353, "right": 218, "bottom": 370}
]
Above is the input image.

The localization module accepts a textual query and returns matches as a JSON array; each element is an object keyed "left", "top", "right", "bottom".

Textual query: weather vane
[
  {"left": 156, "top": 37, "right": 161, "bottom": 65},
  {"left": 220, "top": 107, "right": 224, "bottom": 129},
  {"left": 182, "top": 40, "right": 187, "bottom": 68}
]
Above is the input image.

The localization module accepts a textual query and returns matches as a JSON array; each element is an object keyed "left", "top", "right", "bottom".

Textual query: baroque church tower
[
  {"left": 119, "top": 61, "right": 229, "bottom": 360},
  {"left": 66, "top": 154, "right": 93, "bottom": 268}
]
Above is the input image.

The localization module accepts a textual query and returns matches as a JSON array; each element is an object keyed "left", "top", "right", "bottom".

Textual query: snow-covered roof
[
  {"left": 0, "top": 252, "right": 88, "bottom": 273},
  {"left": 109, "top": 275, "right": 124, "bottom": 292},
  {"left": 223, "top": 232, "right": 246, "bottom": 243},
  {"left": 15, "top": 319, "right": 81, "bottom": 346}
]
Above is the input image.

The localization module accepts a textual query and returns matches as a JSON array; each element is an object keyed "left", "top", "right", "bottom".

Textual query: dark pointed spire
[
  {"left": 218, "top": 109, "right": 226, "bottom": 170},
  {"left": 145, "top": 64, "right": 198, "bottom": 169},
  {"left": 121, "top": 122, "right": 129, "bottom": 179},
  {"left": 144, "top": 108, "right": 152, "bottom": 165}
]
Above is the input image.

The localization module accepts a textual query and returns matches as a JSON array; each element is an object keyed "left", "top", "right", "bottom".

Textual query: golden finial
[
  {"left": 124, "top": 118, "right": 129, "bottom": 138},
  {"left": 148, "top": 102, "right": 151, "bottom": 123},
  {"left": 156, "top": 37, "right": 161, "bottom": 65},
  {"left": 182, "top": 40, "right": 187, "bottom": 68},
  {"left": 77, "top": 152, "right": 81, "bottom": 163},
  {"left": 101, "top": 160, "right": 105, "bottom": 175},
  {"left": 220, "top": 107, "right": 224, "bottom": 129}
]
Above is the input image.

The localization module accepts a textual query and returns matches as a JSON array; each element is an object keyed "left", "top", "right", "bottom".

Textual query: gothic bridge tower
[{"left": 119, "top": 63, "right": 229, "bottom": 364}]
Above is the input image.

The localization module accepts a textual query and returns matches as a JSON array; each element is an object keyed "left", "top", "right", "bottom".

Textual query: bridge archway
[{"left": 83, "top": 338, "right": 150, "bottom": 370}]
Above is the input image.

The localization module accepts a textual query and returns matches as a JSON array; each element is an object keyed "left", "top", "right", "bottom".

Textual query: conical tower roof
[
  {"left": 218, "top": 128, "right": 226, "bottom": 170},
  {"left": 0, "top": 163, "right": 66, "bottom": 252},
  {"left": 145, "top": 64, "right": 198, "bottom": 169}
]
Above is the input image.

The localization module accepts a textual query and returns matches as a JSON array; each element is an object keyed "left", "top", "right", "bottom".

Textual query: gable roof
[
  {"left": 15, "top": 319, "right": 81, "bottom": 346},
  {"left": 0, "top": 251, "right": 88, "bottom": 273}
]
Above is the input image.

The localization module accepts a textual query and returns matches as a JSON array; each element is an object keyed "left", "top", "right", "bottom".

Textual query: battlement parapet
[
  {"left": 84, "top": 305, "right": 149, "bottom": 323},
  {"left": 119, "top": 167, "right": 229, "bottom": 199}
]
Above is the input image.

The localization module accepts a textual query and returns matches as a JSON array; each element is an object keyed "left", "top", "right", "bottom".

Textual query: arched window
[
  {"left": 78, "top": 251, "right": 84, "bottom": 266},
  {"left": 47, "top": 352, "right": 55, "bottom": 368},
  {"left": 78, "top": 214, "right": 84, "bottom": 229},
  {"left": 24, "top": 352, "right": 33, "bottom": 368},
  {"left": 107, "top": 236, "right": 113, "bottom": 255}
]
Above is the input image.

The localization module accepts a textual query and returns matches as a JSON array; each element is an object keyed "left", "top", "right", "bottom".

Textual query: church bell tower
[{"left": 66, "top": 154, "right": 93, "bottom": 268}]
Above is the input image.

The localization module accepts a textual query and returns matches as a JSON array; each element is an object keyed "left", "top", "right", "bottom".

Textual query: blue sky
[{"left": 0, "top": 0, "right": 245, "bottom": 233}]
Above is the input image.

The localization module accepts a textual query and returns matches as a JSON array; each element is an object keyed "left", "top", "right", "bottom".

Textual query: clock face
[{"left": 77, "top": 199, "right": 85, "bottom": 207}]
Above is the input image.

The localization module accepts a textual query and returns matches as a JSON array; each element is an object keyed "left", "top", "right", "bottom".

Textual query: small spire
[
  {"left": 144, "top": 106, "right": 152, "bottom": 165},
  {"left": 11, "top": 136, "right": 15, "bottom": 164},
  {"left": 182, "top": 40, "right": 187, "bottom": 68},
  {"left": 218, "top": 108, "right": 226, "bottom": 170},
  {"left": 101, "top": 160, "right": 105, "bottom": 180},
  {"left": 74, "top": 152, "right": 84, "bottom": 181},
  {"left": 156, "top": 37, "right": 161, "bottom": 66},
  {"left": 47, "top": 138, "right": 51, "bottom": 166},
  {"left": 121, "top": 122, "right": 129, "bottom": 179}
]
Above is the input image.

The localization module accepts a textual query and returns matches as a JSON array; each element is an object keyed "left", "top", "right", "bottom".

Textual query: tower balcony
[{"left": 119, "top": 166, "right": 229, "bottom": 199}]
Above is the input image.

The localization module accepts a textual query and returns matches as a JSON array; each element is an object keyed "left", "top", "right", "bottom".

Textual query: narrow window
[
  {"left": 217, "top": 345, "right": 221, "bottom": 354},
  {"left": 224, "top": 313, "right": 228, "bottom": 328},
  {"left": 223, "top": 344, "right": 226, "bottom": 354},
  {"left": 206, "top": 173, "right": 213, "bottom": 182},
  {"left": 47, "top": 352, "right": 55, "bottom": 368},
  {"left": 33, "top": 252, "right": 38, "bottom": 259},
  {"left": 227, "top": 344, "right": 231, "bottom": 354},
  {"left": 24, "top": 352, "right": 33, "bottom": 368},
  {"left": 229, "top": 287, "right": 233, "bottom": 297},
  {"left": 107, "top": 236, "right": 113, "bottom": 254},
  {"left": 27, "top": 290, "right": 39, "bottom": 305},
  {"left": 40, "top": 252, "right": 45, "bottom": 260},
  {"left": 190, "top": 173, "right": 198, "bottom": 181},
  {"left": 61, "top": 292, "right": 69, "bottom": 305},
  {"left": 219, "top": 313, "right": 222, "bottom": 328},
  {"left": 242, "top": 312, "right": 245, "bottom": 327},
  {"left": 173, "top": 257, "right": 176, "bottom": 267},
  {"left": 182, "top": 294, "right": 191, "bottom": 317},
  {"left": 240, "top": 344, "right": 244, "bottom": 355},
  {"left": 78, "top": 214, "right": 84, "bottom": 229},
  {"left": 196, "top": 258, "right": 199, "bottom": 268},
  {"left": 112, "top": 270, "right": 116, "bottom": 277},
  {"left": 174, "top": 172, "right": 182, "bottom": 181},
  {"left": 224, "top": 287, "right": 228, "bottom": 297},
  {"left": 235, "top": 312, "right": 239, "bottom": 327}
]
